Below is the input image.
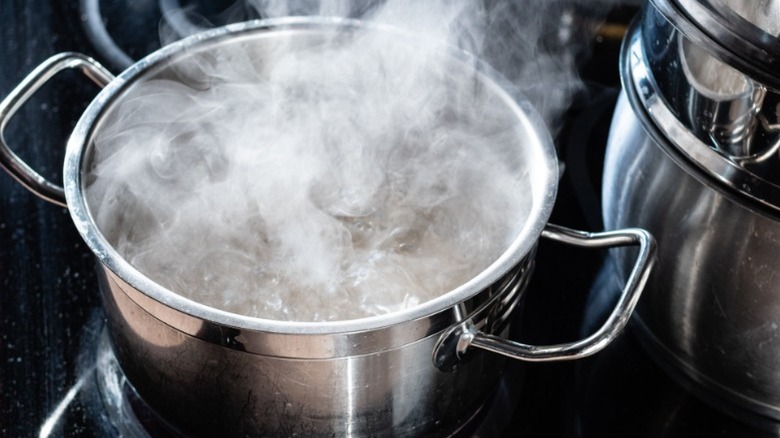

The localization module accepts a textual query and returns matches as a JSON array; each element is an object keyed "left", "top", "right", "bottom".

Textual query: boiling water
[{"left": 85, "top": 27, "right": 534, "bottom": 321}]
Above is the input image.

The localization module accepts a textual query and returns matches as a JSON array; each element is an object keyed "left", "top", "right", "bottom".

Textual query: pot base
[
  {"left": 632, "top": 316, "right": 780, "bottom": 431},
  {"left": 95, "top": 330, "right": 524, "bottom": 437}
]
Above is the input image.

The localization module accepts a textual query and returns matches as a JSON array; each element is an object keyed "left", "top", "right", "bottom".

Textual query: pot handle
[
  {"left": 433, "top": 224, "right": 655, "bottom": 370},
  {"left": 0, "top": 52, "right": 114, "bottom": 207}
]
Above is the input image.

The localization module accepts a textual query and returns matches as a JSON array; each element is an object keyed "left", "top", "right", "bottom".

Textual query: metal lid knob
[
  {"left": 624, "top": 1, "right": 780, "bottom": 214},
  {"left": 653, "top": 0, "right": 780, "bottom": 91}
]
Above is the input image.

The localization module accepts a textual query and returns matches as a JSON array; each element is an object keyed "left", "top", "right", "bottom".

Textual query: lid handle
[{"left": 433, "top": 224, "right": 656, "bottom": 370}]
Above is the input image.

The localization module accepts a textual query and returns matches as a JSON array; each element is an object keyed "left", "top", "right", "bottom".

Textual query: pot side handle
[
  {"left": 433, "top": 224, "right": 656, "bottom": 370},
  {"left": 0, "top": 52, "right": 114, "bottom": 207}
]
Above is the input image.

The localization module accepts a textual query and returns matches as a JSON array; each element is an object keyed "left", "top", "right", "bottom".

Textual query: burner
[
  {"left": 95, "top": 331, "right": 182, "bottom": 437},
  {"left": 459, "top": 361, "right": 524, "bottom": 437}
]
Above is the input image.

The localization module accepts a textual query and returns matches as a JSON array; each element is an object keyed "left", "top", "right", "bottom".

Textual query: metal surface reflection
[{"left": 603, "top": 11, "right": 780, "bottom": 421}]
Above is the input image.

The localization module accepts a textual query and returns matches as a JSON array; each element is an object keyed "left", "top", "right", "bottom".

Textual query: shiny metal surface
[
  {"left": 101, "top": 257, "right": 528, "bottom": 436},
  {"left": 719, "top": 0, "right": 780, "bottom": 37},
  {"left": 436, "top": 224, "right": 655, "bottom": 366},
  {"left": 603, "top": 18, "right": 780, "bottom": 418},
  {"left": 638, "top": 3, "right": 780, "bottom": 211},
  {"left": 0, "top": 52, "right": 114, "bottom": 207},
  {"left": 652, "top": 0, "right": 780, "bottom": 91},
  {"left": 678, "top": 36, "right": 765, "bottom": 150}
]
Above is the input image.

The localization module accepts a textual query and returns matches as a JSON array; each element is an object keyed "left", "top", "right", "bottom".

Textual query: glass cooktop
[{"left": 0, "top": 0, "right": 773, "bottom": 436}]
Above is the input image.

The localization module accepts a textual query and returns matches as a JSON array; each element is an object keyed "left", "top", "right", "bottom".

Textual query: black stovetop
[{"left": 0, "top": 1, "right": 773, "bottom": 436}]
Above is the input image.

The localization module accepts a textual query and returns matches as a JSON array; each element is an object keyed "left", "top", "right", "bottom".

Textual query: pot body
[
  {"left": 604, "top": 1, "right": 780, "bottom": 420},
  {"left": 100, "top": 259, "right": 529, "bottom": 437},
  {"left": 604, "top": 91, "right": 780, "bottom": 419}
]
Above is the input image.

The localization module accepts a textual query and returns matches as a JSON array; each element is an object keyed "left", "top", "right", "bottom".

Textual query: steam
[
  {"left": 86, "top": 0, "right": 608, "bottom": 321},
  {"left": 162, "top": 0, "right": 616, "bottom": 125}
]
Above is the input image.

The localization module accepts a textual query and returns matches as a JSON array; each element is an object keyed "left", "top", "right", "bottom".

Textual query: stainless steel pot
[
  {"left": 604, "top": 0, "right": 780, "bottom": 424},
  {"left": 0, "top": 17, "right": 654, "bottom": 437}
]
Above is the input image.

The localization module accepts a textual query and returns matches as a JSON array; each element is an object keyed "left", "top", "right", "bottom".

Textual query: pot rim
[
  {"left": 63, "top": 16, "right": 559, "bottom": 335},
  {"left": 650, "top": 0, "right": 780, "bottom": 92}
]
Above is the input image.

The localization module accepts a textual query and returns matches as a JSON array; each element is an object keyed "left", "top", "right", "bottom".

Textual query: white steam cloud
[{"left": 86, "top": 0, "right": 611, "bottom": 321}]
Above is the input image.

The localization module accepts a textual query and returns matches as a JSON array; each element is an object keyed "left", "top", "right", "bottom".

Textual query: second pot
[{"left": 604, "top": 1, "right": 780, "bottom": 423}]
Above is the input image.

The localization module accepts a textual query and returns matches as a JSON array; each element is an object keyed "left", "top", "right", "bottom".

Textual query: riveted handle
[
  {"left": 0, "top": 52, "right": 114, "bottom": 207},
  {"left": 433, "top": 224, "right": 655, "bottom": 370}
]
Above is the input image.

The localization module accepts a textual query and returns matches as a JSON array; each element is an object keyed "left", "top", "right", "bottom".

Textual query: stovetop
[{"left": 0, "top": 1, "right": 774, "bottom": 436}]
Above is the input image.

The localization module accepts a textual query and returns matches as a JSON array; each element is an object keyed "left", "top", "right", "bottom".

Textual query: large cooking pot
[
  {"left": 1, "top": 17, "right": 654, "bottom": 437},
  {"left": 603, "top": 0, "right": 780, "bottom": 425}
]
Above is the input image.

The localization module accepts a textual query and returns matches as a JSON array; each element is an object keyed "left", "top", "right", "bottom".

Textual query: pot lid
[
  {"left": 651, "top": 0, "right": 780, "bottom": 91},
  {"left": 624, "top": 1, "right": 780, "bottom": 214}
]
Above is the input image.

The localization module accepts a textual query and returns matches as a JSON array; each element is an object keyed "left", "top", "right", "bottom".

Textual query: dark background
[{"left": 0, "top": 0, "right": 775, "bottom": 436}]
